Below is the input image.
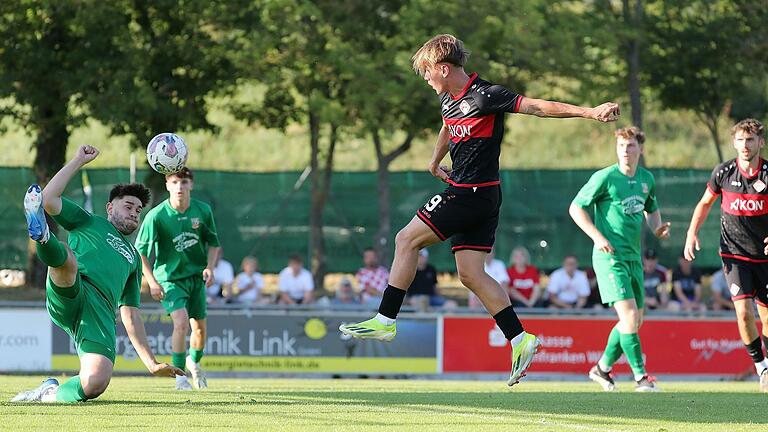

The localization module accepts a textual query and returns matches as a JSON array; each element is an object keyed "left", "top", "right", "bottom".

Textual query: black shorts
[
  {"left": 722, "top": 258, "right": 768, "bottom": 307},
  {"left": 416, "top": 185, "right": 501, "bottom": 253}
]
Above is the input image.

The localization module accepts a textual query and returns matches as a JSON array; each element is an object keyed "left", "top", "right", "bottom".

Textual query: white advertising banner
[{"left": 0, "top": 309, "right": 51, "bottom": 371}]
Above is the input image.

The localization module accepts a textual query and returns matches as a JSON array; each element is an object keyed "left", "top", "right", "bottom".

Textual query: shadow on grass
[{"left": 4, "top": 390, "right": 764, "bottom": 426}]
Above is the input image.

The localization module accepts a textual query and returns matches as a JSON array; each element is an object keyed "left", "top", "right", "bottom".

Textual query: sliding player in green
[
  {"left": 136, "top": 167, "right": 221, "bottom": 390},
  {"left": 12, "top": 145, "right": 182, "bottom": 403},
  {"left": 570, "top": 127, "right": 671, "bottom": 392}
]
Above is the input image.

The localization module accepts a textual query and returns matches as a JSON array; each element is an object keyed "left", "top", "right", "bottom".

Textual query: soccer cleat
[
  {"left": 760, "top": 369, "right": 768, "bottom": 393},
  {"left": 635, "top": 375, "right": 660, "bottom": 392},
  {"left": 588, "top": 365, "right": 616, "bottom": 391},
  {"left": 339, "top": 317, "right": 396, "bottom": 342},
  {"left": 24, "top": 184, "right": 50, "bottom": 243},
  {"left": 10, "top": 377, "right": 59, "bottom": 402},
  {"left": 186, "top": 355, "right": 208, "bottom": 389},
  {"left": 175, "top": 375, "right": 193, "bottom": 391},
  {"left": 508, "top": 332, "right": 542, "bottom": 386}
]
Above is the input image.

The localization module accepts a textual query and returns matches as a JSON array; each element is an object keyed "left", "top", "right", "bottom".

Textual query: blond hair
[
  {"left": 411, "top": 34, "right": 470, "bottom": 76},
  {"left": 615, "top": 126, "right": 646, "bottom": 145},
  {"left": 732, "top": 118, "right": 765, "bottom": 138}
]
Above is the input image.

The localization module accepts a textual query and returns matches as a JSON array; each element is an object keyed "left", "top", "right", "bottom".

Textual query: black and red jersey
[
  {"left": 439, "top": 73, "right": 523, "bottom": 188},
  {"left": 707, "top": 158, "right": 768, "bottom": 262}
]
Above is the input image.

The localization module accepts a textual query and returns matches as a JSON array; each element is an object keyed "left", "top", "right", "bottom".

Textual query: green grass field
[{"left": 1, "top": 376, "right": 766, "bottom": 431}]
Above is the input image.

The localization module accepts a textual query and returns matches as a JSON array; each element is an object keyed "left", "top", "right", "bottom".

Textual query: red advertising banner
[{"left": 443, "top": 316, "right": 757, "bottom": 375}]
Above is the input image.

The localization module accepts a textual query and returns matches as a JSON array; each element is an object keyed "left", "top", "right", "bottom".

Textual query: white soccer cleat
[
  {"left": 24, "top": 184, "right": 50, "bottom": 243},
  {"left": 186, "top": 355, "right": 208, "bottom": 389},
  {"left": 10, "top": 378, "right": 59, "bottom": 402},
  {"left": 175, "top": 375, "right": 193, "bottom": 391}
]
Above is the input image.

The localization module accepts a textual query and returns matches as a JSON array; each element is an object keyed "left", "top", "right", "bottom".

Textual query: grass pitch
[{"left": 1, "top": 376, "right": 766, "bottom": 431}]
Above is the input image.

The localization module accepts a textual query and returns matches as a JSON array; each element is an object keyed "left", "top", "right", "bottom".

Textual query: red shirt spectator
[
  {"left": 506, "top": 246, "right": 542, "bottom": 307},
  {"left": 507, "top": 265, "right": 539, "bottom": 300}
]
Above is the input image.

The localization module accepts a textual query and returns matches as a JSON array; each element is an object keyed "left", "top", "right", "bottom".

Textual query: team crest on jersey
[
  {"left": 753, "top": 179, "right": 766, "bottom": 192},
  {"left": 641, "top": 183, "right": 649, "bottom": 194},
  {"left": 459, "top": 100, "right": 471, "bottom": 114},
  {"left": 191, "top": 218, "right": 200, "bottom": 229}
]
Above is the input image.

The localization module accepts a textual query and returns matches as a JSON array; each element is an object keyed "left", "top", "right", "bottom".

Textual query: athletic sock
[
  {"left": 35, "top": 231, "right": 68, "bottom": 267},
  {"left": 618, "top": 332, "right": 647, "bottom": 379},
  {"left": 189, "top": 348, "right": 204, "bottom": 364},
  {"left": 56, "top": 376, "right": 87, "bottom": 403},
  {"left": 172, "top": 351, "right": 187, "bottom": 370},
  {"left": 746, "top": 337, "right": 766, "bottom": 374},
  {"left": 493, "top": 305, "right": 525, "bottom": 341},
  {"left": 374, "top": 313, "right": 395, "bottom": 326},
  {"left": 377, "top": 285, "right": 407, "bottom": 320},
  {"left": 598, "top": 325, "right": 622, "bottom": 372}
]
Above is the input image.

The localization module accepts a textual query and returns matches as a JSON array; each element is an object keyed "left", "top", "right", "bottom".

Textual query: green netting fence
[{"left": 0, "top": 167, "right": 719, "bottom": 274}]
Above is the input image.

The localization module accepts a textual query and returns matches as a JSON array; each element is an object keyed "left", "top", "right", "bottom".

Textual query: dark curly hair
[{"left": 109, "top": 183, "right": 151, "bottom": 206}]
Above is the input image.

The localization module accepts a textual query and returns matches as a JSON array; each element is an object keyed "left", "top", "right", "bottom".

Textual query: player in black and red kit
[
  {"left": 685, "top": 118, "right": 768, "bottom": 392},
  {"left": 340, "top": 34, "right": 620, "bottom": 386}
]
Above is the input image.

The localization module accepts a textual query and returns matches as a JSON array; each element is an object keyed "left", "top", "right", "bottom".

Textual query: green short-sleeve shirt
[
  {"left": 572, "top": 164, "right": 658, "bottom": 262},
  {"left": 135, "top": 199, "right": 220, "bottom": 283}
]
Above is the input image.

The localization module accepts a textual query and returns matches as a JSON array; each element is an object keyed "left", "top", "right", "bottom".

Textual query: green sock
[
  {"left": 56, "top": 376, "right": 88, "bottom": 403},
  {"left": 36, "top": 231, "right": 68, "bottom": 267},
  {"left": 189, "top": 348, "right": 204, "bottom": 364},
  {"left": 172, "top": 351, "right": 187, "bottom": 370},
  {"left": 598, "top": 325, "right": 623, "bottom": 370},
  {"left": 619, "top": 332, "right": 647, "bottom": 378}
]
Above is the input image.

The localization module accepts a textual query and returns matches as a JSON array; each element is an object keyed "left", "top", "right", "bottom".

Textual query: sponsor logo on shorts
[{"left": 729, "top": 283, "right": 741, "bottom": 297}]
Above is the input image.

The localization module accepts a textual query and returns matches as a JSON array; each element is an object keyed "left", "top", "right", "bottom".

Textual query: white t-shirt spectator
[
  {"left": 356, "top": 266, "right": 389, "bottom": 303},
  {"left": 207, "top": 259, "right": 235, "bottom": 298},
  {"left": 484, "top": 258, "right": 510, "bottom": 287},
  {"left": 278, "top": 267, "right": 314, "bottom": 301},
  {"left": 547, "top": 268, "right": 590, "bottom": 305},
  {"left": 234, "top": 271, "right": 264, "bottom": 303}
]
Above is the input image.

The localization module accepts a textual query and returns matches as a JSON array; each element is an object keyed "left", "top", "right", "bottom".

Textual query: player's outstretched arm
[
  {"left": 645, "top": 210, "right": 671, "bottom": 239},
  {"left": 684, "top": 190, "right": 718, "bottom": 261},
  {"left": 42, "top": 145, "right": 100, "bottom": 216},
  {"left": 568, "top": 203, "right": 614, "bottom": 254},
  {"left": 120, "top": 306, "right": 184, "bottom": 377},
  {"left": 518, "top": 98, "right": 620, "bottom": 122}
]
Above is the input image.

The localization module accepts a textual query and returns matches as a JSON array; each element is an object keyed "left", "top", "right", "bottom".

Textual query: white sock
[
  {"left": 176, "top": 375, "right": 188, "bottom": 382},
  {"left": 375, "top": 313, "right": 395, "bottom": 326},
  {"left": 40, "top": 387, "right": 58, "bottom": 403},
  {"left": 634, "top": 374, "right": 646, "bottom": 382},
  {"left": 598, "top": 361, "right": 612, "bottom": 373},
  {"left": 755, "top": 359, "right": 768, "bottom": 375},
  {"left": 510, "top": 332, "right": 525, "bottom": 346}
]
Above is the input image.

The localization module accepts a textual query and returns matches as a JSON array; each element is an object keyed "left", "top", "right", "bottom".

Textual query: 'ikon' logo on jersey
[
  {"left": 448, "top": 124, "right": 472, "bottom": 138},
  {"left": 730, "top": 199, "right": 764, "bottom": 212}
]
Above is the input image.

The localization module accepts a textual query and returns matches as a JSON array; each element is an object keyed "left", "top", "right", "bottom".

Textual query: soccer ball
[{"left": 146, "top": 133, "right": 188, "bottom": 174}]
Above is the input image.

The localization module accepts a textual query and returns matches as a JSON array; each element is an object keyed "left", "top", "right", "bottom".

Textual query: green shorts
[
  {"left": 46, "top": 273, "right": 116, "bottom": 363},
  {"left": 160, "top": 276, "right": 207, "bottom": 319},
  {"left": 593, "top": 255, "right": 644, "bottom": 309}
]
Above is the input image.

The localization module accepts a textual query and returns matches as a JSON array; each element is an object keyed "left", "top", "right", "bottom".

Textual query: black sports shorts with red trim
[
  {"left": 722, "top": 257, "right": 768, "bottom": 307},
  {"left": 416, "top": 185, "right": 501, "bottom": 253}
]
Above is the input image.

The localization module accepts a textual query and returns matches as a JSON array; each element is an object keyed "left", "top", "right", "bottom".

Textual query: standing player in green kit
[
  {"left": 569, "top": 127, "right": 671, "bottom": 392},
  {"left": 136, "top": 167, "right": 221, "bottom": 390},
  {"left": 11, "top": 145, "right": 183, "bottom": 403}
]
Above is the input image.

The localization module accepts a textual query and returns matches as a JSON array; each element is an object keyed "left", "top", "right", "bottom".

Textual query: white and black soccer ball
[{"left": 146, "top": 133, "right": 189, "bottom": 174}]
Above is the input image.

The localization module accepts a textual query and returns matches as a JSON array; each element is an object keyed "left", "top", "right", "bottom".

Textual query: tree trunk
[
  {"left": 373, "top": 130, "right": 414, "bottom": 267},
  {"left": 308, "top": 111, "right": 337, "bottom": 292},
  {"left": 623, "top": 0, "right": 644, "bottom": 130},
  {"left": 698, "top": 112, "right": 724, "bottom": 162},
  {"left": 27, "top": 103, "right": 69, "bottom": 288}
]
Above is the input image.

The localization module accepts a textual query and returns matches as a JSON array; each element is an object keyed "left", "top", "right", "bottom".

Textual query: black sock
[
  {"left": 763, "top": 335, "right": 768, "bottom": 357},
  {"left": 378, "top": 285, "right": 407, "bottom": 320},
  {"left": 493, "top": 305, "right": 525, "bottom": 340},
  {"left": 746, "top": 337, "right": 765, "bottom": 363}
]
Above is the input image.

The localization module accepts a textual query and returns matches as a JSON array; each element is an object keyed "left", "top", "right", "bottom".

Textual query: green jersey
[
  {"left": 52, "top": 198, "right": 141, "bottom": 310},
  {"left": 135, "top": 198, "right": 220, "bottom": 283},
  {"left": 572, "top": 164, "right": 658, "bottom": 262}
]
